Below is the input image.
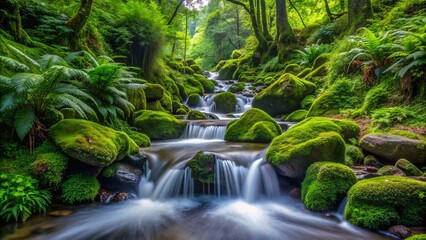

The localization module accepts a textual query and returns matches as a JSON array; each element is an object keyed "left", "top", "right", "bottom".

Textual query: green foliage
[
  {"left": 61, "top": 174, "right": 100, "bottom": 204},
  {"left": 351, "top": 82, "right": 390, "bottom": 117},
  {"left": 295, "top": 44, "right": 331, "bottom": 68},
  {"left": 31, "top": 152, "right": 68, "bottom": 187},
  {"left": 406, "top": 234, "right": 426, "bottom": 240},
  {"left": 345, "top": 176, "right": 426, "bottom": 229},
  {"left": 285, "top": 109, "right": 308, "bottom": 122},
  {"left": 301, "top": 162, "right": 357, "bottom": 212},
  {"left": 225, "top": 108, "right": 282, "bottom": 143},
  {"left": 370, "top": 106, "right": 415, "bottom": 128},
  {"left": 0, "top": 174, "right": 51, "bottom": 222},
  {"left": 313, "top": 23, "right": 337, "bottom": 44}
]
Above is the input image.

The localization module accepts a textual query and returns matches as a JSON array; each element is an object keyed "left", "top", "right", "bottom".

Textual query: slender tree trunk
[
  {"left": 66, "top": 0, "right": 94, "bottom": 36},
  {"left": 276, "top": 0, "right": 296, "bottom": 61},
  {"left": 236, "top": 9, "right": 241, "bottom": 48},
  {"left": 260, "top": 0, "right": 272, "bottom": 40},
  {"left": 324, "top": 0, "right": 334, "bottom": 21},
  {"left": 248, "top": 0, "right": 268, "bottom": 51},
  {"left": 288, "top": 0, "right": 306, "bottom": 28},
  {"left": 340, "top": 0, "right": 345, "bottom": 12},
  {"left": 256, "top": 0, "right": 262, "bottom": 33},
  {"left": 348, "top": 0, "right": 373, "bottom": 30},
  {"left": 168, "top": 0, "right": 184, "bottom": 25}
]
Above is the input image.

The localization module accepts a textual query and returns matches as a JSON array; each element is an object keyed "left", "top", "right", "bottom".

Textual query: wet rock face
[
  {"left": 388, "top": 225, "right": 412, "bottom": 239},
  {"left": 360, "top": 134, "right": 426, "bottom": 166},
  {"left": 100, "top": 163, "right": 143, "bottom": 192}
]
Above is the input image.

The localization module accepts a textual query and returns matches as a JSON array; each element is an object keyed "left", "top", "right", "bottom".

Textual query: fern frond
[
  {"left": 0, "top": 92, "right": 19, "bottom": 112},
  {"left": 14, "top": 107, "right": 36, "bottom": 141},
  {"left": 7, "top": 45, "right": 42, "bottom": 72},
  {"left": 10, "top": 73, "right": 43, "bottom": 93},
  {"left": 37, "top": 55, "right": 68, "bottom": 69},
  {"left": 0, "top": 56, "right": 30, "bottom": 72}
]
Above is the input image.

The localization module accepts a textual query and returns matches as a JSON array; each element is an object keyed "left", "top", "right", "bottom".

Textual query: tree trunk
[
  {"left": 260, "top": 0, "right": 272, "bottom": 41},
  {"left": 66, "top": 0, "right": 94, "bottom": 36},
  {"left": 288, "top": 0, "right": 306, "bottom": 28},
  {"left": 348, "top": 0, "right": 373, "bottom": 30},
  {"left": 276, "top": 0, "right": 295, "bottom": 61},
  {"left": 324, "top": 0, "right": 334, "bottom": 21},
  {"left": 340, "top": 0, "right": 345, "bottom": 12},
  {"left": 236, "top": 9, "right": 241, "bottom": 48},
  {"left": 248, "top": 0, "right": 268, "bottom": 51}
]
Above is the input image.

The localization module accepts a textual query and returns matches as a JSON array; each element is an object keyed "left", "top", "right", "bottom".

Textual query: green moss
[
  {"left": 214, "top": 92, "right": 237, "bottom": 114},
  {"left": 102, "top": 162, "right": 120, "bottom": 178},
  {"left": 389, "top": 130, "right": 421, "bottom": 140},
  {"left": 301, "top": 162, "right": 357, "bottom": 212},
  {"left": 127, "top": 130, "right": 151, "bottom": 148},
  {"left": 159, "top": 91, "right": 173, "bottom": 112},
  {"left": 352, "top": 83, "right": 390, "bottom": 117},
  {"left": 188, "top": 110, "right": 207, "bottom": 120},
  {"left": 176, "top": 108, "right": 188, "bottom": 115},
  {"left": 185, "top": 77, "right": 204, "bottom": 96},
  {"left": 218, "top": 59, "right": 238, "bottom": 80},
  {"left": 283, "top": 64, "right": 302, "bottom": 75},
  {"left": 49, "top": 119, "right": 139, "bottom": 167},
  {"left": 406, "top": 234, "right": 426, "bottom": 240},
  {"left": 266, "top": 118, "right": 357, "bottom": 176},
  {"left": 228, "top": 82, "right": 245, "bottom": 93},
  {"left": 187, "top": 93, "right": 201, "bottom": 107},
  {"left": 31, "top": 153, "right": 68, "bottom": 188},
  {"left": 301, "top": 95, "right": 315, "bottom": 110},
  {"left": 364, "top": 155, "right": 383, "bottom": 168},
  {"left": 176, "top": 83, "right": 188, "bottom": 101},
  {"left": 61, "top": 174, "right": 100, "bottom": 204},
  {"left": 186, "top": 152, "right": 215, "bottom": 184},
  {"left": 146, "top": 100, "right": 165, "bottom": 112},
  {"left": 132, "top": 110, "right": 187, "bottom": 140},
  {"left": 345, "top": 176, "right": 426, "bottom": 230},
  {"left": 145, "top": 83, "right": 165, "bottom": 102},
  {"left": 396, "top": 159, "right": 423, "bottom": 176},
  {"left": 305, "top": 65, "right": 327, "bottom": 80},
  {"left": 378, "top": 165, "right": 406, "bottom": 176},
  {"left": 225, "top": 108, "right": 282, "bottom": 143},
  {"left": 194, "top": 74, "right": 215, "bottom": 93},
  {"left": 127, "top": 88, "right": 147, "bottom": 111},
  {"left": 345, "top": 145, "right": 364, "bottom": 165},
  {"left": 312, "top": 53, "right": 331, "bottom": 69},
  {"left": 297, "top": 68, "right": 312, "bottom": 78},
  {"left": 252, "top": 73, "right": 316, "bottom": 116},
  {"left": 190, "top": 64, "right": 202, "bottom": 73},
  {"left": 285, "top": 109, "right": 308, "bottom": 122},
  {"left": 231, "top": 50, "right": 242, "bottom": 59}
]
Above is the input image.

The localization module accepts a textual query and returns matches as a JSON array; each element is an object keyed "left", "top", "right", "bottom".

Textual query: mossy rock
[
  {"left": 344, "top": 176, "right": 426, "bottom": 230},
  {"left": 188, "top": 110, "right": 207, "bottom": 120},
  {"left": 49, "top": 119, "right": 139, "bottom": 167},
  {"left": 395, "top": 159, "right": 423, "bottom": 176},
  {"left": 345, "top": 145, "right": 364, "bottom": 165},
  {"left": 61, "top": 174, "right": 100, "bottom": 204},
  {"left": 194, "top": 74, "right": 215, "bottom": 93},
  {"left": 172, "top": 100, "right": 182, "bottom": 114},
  {"left": 406, "top": 234, "right": 426, "bottom": 240},
  {"left": 266, "top": 117, "right": 359, "bottom": 180},
  {"left": 364, "top": 155, "right": 384, "bottom": 168},
  {"left": 377, "top": 165, "right": 406, "bottom": 176},
  {"left": 127, "top": 88, "right": 147, "bottom": 111},
  {"left": 176, "top": 108, "right": 188, "bottom": 115},
  {"left": 185, "top": 77, "right": 204, "bottom": 96},
  {"left": 190, "top": 64, "right": 202, "bottom": 73},
  {"left": 231, "top": 50, "right": 242, "bottom": 59},
  {"left": 283, "top": 64, "right": 303, "bottom": 74},
  {"left": 187, "top": 93, "right": 201, "bottom": 107},
  {"left": 312, "top": 53, "right": 331, "bottom": 69},
  {"left": 31, "top": 152, "right": 68, "bottom": 188},
  {"left": 186, "top": 151, "right": 216, "bottom": 184},
  {"left": 214, "top": 92, "right": 237, "bottom": 114},
  {"left": 225, "top": 108, "right": 282, "bottom": 143},
  {"left": 146, "top": 100, "right": 166, "bottom": 112},
  {"left": 126, "top": 130, "right": 151, "bottom": 148},
  {"left": 176, "top": 83, "right": 188, "bottom": 101},
  {"left": 297, "top": 68, "right": 312, "bottom": 78},
  {"left": 160, "top": 91, "right": 173, "bottom": 112},
  {"left": 164, "top": 77, "right": 182, "bottom": 102},
  {"left": 145, "top": 83, "right": 165, "bottom": 102},
  {"left": 218, "top": 59, "right": 238, "bottom": 80},
  {"left": 132, "top": 110, "right": 187, "bottom": 140},
  {"left": 301, "top": 95, "right": 315, "bottom": 110},
  {"left": 228, "top": 82, "right": 245, "bottom": 93},
  {"left": 213, "top": 60, "right": 226, "bottom": 71},
  {"left": 252, "top": 73, "right": 316, "bottom": 116},
  {"left": 285, "top": 109, "right": 308, "bottom": 122},
  {"left": 302, "top": 162, "right": 357, "bottom": 212}
]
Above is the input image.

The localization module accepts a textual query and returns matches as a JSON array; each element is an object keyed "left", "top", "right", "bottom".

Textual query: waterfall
[
  {"left": 337, "top": 196, "right": 348, "bottom": 215},
  {"left": 181, "top": 122, "right": 227, "bottom": 139},
  {"left": 243, "top": 158, "right": 281, "bottom": 202},
  {"left": 214, "top": 159, "right": 248, "bottom": 197},
  {"left": 151, "top": 167, "right": 194, "bottom": 200}
]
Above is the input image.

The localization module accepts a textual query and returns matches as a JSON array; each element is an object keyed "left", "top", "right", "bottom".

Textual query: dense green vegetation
[{"left": 0, "top": 1, "right": 425, "bottom": 237}]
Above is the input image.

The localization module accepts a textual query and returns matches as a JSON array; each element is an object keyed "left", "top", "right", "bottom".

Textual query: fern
[
  {"left": 14, "top": 108, "right": 36, "bottom": 141},
  {"left": 37, "top": 55, "right": 68, "bottom": 69},
  {"left": 0, "top": 56, "right": 30, "bottom": 72},
  {"left": 7, "top": 45, "right": 42, "bottom": 72}
]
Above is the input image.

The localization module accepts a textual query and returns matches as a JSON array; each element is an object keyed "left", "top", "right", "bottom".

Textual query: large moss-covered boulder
[
  {"left": 49, "top": 119, "right": 139, "bottom": 167},
  {"left": 360, "top": 134, "right": 426, "bottom": 167},
  {"left": 285, "top": 109, "right": 308, "bottom": 122},
  {"left": 301, "top": 162, "right": 357, "bottom": 212},
  {"left": 145, "top": 83, "right": 165, "bottom": 102},
  {"left": 187, "top": 93, "right": 201, "bottom": 107},
  {"left": 252, "top": 73, "right": 316, "bottom": 116},
  {"left": 186, "top": 151, "right": 216, "bottom": 184},
  {"left": 218, "top": 59, "right": 238, "bottom": 80},
  {"left": 127, "top": 88, "right": 147, "bottom": 111},
  {"left": 345, "top": 176, "right": 426, "bottom": 230},
  {"left": 229, "top": 82, "right": 245, "bottom": 93},
  {"left": 395, "top": 159, "right": 423, "bottom": 176},
  {"left": 266, "top": 117, "right": 360, "bottom": 180},
  {"left": 214, "top": 92, "right": 237, "bottom": 113},
  {"left": 194, "top": 74, "right": 215, "bottom": 93},
  {"left": 224, "top": 108, "right": 282, "bottom": 143},
  {"left": 188, "top": 110, "right": 207, "bottom": 120},
  {"left": 132, "top": 110, "right": 187, "bottom": 140}
]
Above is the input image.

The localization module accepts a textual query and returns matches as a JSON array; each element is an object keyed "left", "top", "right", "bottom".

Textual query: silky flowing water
[{"left": 0, "top": 73, "right": 391, "bottom": 240}]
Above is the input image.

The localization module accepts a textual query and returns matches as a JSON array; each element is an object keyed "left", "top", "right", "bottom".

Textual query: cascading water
[{"left": 2, "top": 72, "right": 391, "bottom": 240}]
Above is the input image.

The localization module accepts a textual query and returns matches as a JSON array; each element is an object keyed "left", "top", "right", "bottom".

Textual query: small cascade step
[{"left": 181, "top": 120, "right": 230, "bottom": 139}]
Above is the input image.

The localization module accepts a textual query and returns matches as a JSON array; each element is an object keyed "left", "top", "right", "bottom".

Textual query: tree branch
[
  {"left": 167, "top": 0, "right": 185, "bottom": 25},
  {"left": 225, "top": 0, "right": 250, "bottom": 13}
]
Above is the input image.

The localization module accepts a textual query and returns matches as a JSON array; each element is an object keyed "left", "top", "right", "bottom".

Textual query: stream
[{"left": 0, "top": 73, "right": 391, "bottom": 240}]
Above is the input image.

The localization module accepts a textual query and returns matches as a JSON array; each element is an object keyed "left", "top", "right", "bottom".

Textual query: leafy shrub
[
  {"left": 61, "top": 174, "right": 100, "bottom": 204},
  {"left": 295, "top": 44, "right": 331, "bottom": 68},
  {"left": 313, "top": 23, "right": 336, "bottom": 44},
  {"left": 0, "top": 174, "right": 51, "bottom": 222},
  {"left": 371, "top": 106, "right": 415, "bottom": 127}
]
